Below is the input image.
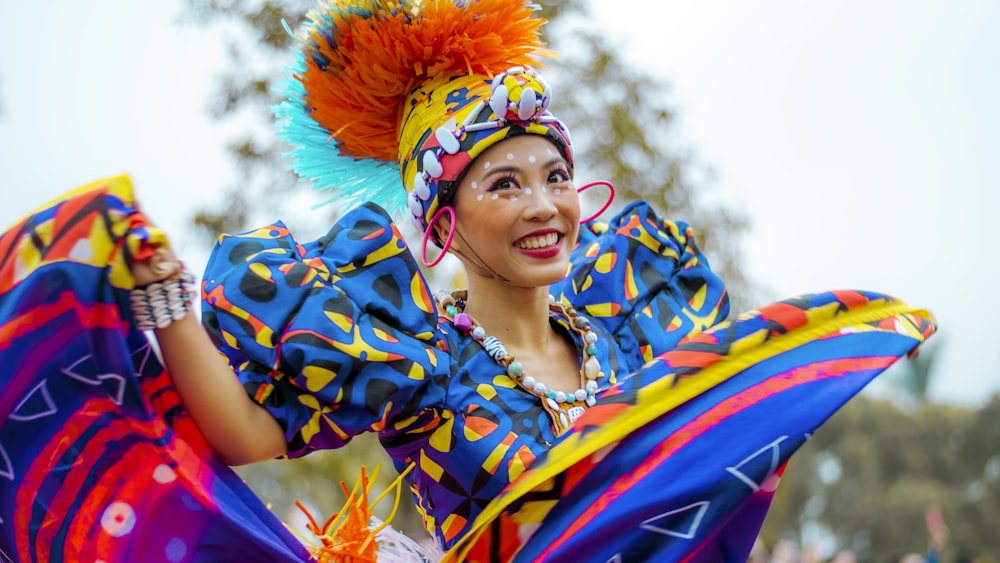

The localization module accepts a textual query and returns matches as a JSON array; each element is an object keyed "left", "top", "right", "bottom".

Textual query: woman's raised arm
[{"left": 133, "top": 248, "right": 287, "bottom": 466}]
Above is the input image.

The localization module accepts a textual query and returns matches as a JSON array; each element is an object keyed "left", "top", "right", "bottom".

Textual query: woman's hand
[{"left": 132, "top": 247, "right": 182, "bottom": 286}]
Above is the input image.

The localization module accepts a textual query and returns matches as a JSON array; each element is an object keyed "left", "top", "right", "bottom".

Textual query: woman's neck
[{"left": 462, "top": 276, "right": 554, "bottom": 354}]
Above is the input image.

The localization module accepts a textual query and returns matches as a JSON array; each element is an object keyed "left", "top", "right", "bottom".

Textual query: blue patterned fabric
[{"left": 202, "top": 201, "right": 729, "bottom": 547}]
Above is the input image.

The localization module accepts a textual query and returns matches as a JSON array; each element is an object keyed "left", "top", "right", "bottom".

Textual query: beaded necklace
[{"left": 435, "top": 289, "right": 606, "bottom": 433}]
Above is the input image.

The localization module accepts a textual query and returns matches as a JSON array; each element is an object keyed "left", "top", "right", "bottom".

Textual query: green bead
[
  {"left": 546, "top": 389, "right": 557, "bottom": 400},
  {"left": 586, "top": 345, "right": 598, "bottom": 356},
  {"left": 446, "top": 306, "right": 458, "bottom": 316},
  {"left": 507, "top": 361, "right": 523, "bottom": 377}
]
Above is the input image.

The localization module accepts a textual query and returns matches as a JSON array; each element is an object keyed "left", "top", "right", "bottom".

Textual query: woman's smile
[{"left": 513, "top": 230, "right": 564, "bottom": 258}]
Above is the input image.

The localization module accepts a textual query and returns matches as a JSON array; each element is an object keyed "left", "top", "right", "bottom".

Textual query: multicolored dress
[{"left": 0, "top": 176, "right": 935, "bottom": 562}]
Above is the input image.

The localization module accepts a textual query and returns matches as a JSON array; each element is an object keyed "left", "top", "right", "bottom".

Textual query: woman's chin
[{"left": 508, "top": 257, "right": 572, "bottom": 288}]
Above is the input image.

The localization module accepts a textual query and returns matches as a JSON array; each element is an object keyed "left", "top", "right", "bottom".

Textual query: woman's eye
[
  {"left": 548, "top": 169, "right": 570, "bottom": 183},
  {"left": 488, "top": 177, "right": 517, "bottom": 191}
]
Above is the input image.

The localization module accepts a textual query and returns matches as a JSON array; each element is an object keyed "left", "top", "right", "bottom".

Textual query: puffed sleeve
[
  {"left": 553, "top": 200, "right": 730, "bottom": 370},
  {"left": 201, "top": 203, "right": 451, "bottom": 458}
]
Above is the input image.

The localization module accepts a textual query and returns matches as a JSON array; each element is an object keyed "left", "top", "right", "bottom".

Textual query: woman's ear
[{"left": 433, "top": 213, "right": 461, "bottom": 253}]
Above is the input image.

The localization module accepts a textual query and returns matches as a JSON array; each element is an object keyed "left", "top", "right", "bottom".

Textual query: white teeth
[{"left": 515, "top": 232, "right": 559, "bottom": 249}]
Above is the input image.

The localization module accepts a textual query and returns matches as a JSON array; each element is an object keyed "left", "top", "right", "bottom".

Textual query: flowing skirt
[{"left": 0, "top": 177, "right": 934, "bottom": 562}]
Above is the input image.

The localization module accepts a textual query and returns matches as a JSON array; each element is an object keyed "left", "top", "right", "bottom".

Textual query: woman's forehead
[{"left": 472, "top": 136, "right": 565, "bottom": 171}]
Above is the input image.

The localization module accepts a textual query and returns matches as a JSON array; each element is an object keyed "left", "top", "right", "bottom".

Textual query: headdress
[{"left": 276, "top": 0, "right": 574, "bottom": 238}]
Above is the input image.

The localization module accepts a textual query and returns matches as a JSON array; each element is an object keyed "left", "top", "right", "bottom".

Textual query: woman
[{"left": 0, "top": 1, "right": 934, "bottom": 562}]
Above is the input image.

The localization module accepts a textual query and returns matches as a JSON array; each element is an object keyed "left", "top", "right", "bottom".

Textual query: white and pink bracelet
[{"left": 130, "top": 271, "right": 198, "bottom": 331}]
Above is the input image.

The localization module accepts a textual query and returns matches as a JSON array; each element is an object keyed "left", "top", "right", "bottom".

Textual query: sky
[{"left": 1, "top": 1, "right": 997, "bottom": 406}]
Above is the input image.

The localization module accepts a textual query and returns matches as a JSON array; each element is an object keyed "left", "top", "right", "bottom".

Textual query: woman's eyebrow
[{"left": 479, "top": 157, "right": 567, "bottom": 179}]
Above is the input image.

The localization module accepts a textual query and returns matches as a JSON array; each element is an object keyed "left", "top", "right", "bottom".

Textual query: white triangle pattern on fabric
[
  {"left": 725, "top": 435, "right": 788, "bottom": 491},
  {"left": 9, "top": 380, "right": 57, "bottom": 422},
  {"left": 0, "top": 442, "right": 12, "bottom": 482},
  {"left": 639, "top": 501, "right": 710, "bottom": 540},
  {"left": 60, "top": 355, "right": 128, "bottom": 406}
]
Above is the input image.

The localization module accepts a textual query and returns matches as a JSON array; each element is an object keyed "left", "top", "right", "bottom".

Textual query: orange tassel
[{"left": 296, "top": 463, "right": 416, "bottom": 562}]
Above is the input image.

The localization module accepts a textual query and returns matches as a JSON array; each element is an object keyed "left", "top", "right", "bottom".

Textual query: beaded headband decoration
[{"left": 276, "top": 0, "right": 574, "bottom": 239}]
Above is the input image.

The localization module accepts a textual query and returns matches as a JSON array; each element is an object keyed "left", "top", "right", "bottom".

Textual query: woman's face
[{"left": 450, "top": 135, "right": 580, "bottom": 287}]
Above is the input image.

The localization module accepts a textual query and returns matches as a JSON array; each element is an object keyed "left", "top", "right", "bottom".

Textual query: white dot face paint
[
  {"left": 546, "top": 148, "right": 555, "bottom": 156},
  {"left": 483, "top": 161, "right": 491, "bottom": 169},
  {"left": 554, "top": 188, "right": 561, "bottom": 195},
  {"left": 471, "top": 181, "right": 478, "bottom": 190},
  {"left": 491, "top": 194, "right": 499, "bottom": 200},
  {"left": 541, "top": 186, "right": 547, "bottom": 193},
  {"left": 528, "top": 155, "right": 536, "bottom": 163},
  {"left": 510, "top": 196, "right": 518, "bottom": 201},
  {"left": 524, "top": 188, "right": 533, "bottom": 195},
  {"left": 477, "top": 194, "right": 484, "bottom": 201},
  {"left": 506, "top": 153, "right": 515, "bottom": 160}
]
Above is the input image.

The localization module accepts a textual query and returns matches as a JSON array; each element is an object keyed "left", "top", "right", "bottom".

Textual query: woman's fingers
[{"left": 133, "top": 247, "right": 182, "bottom": 286}]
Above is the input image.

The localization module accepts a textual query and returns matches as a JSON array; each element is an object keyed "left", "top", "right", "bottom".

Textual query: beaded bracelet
[{"left": 130, "top": 271, "right": 198, "bottom": 331}]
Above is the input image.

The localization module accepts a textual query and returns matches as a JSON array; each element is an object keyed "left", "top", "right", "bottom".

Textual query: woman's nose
[{"left": 523, "top": 186, "right": 558, "bottom": 219}]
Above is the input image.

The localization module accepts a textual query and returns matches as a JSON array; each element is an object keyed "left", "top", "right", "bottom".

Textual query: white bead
[
  {"left": 574, "top": 389, "right": 588, "bottom": 402},
  {"left": 435, "top": 126, "right": 461, "bottom": 155},
  {"left": 555, "top": 391, "right": 567, "bottom": 404},
  {"left": 423, "top": 150, "right": 443, "bottom": 178},
  {"left": 517, "top": 88, "right": 537, "bottom": 120},
  {"left": 586, "top": 380, "right": 598, "bottom": 392},
  {"left": 413, "top": 173, "right": 430, "bottom": 200},
  {"left": 547, "top": 397, "right": 560, "bottom": 411},
  {"left": 584, "top": 357, "right": 601, "bottom": 379},
  {"left": 533, "top": 382, "right": 547, "bottom": 395},
  {"left": 472, "top": 326, "right": 486, "bottom": 340},
  {"left": 522, "top": 376, "right": 536, "bottom": 388},
  {"left": 483, "top": 336, "right": 507, "bottom": 360},
  {"left": 490, "top": 84, "right": 509, "bottom": 118},
  {"left": 559, "top": 411, "right": 569, "bottom": 428},
  {"left": 585, "top": 331, "right": 598, "bottom": 344},
  {"left": 407, "top": 194, "right": 423, "bottom": 218},
  {"left": 586, "top": 395, "right": 597, "bottom": 407},
  {"left": 507, "top": 66, "right": 524, "bottom": 75}
]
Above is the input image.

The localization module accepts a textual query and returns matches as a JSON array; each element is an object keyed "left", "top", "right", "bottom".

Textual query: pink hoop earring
[
  {"left": 421, "top": 206, "right": 456, "bottom": 268},
  {"left": 577, "top": 180, "right": 616, "bottom": 223}
]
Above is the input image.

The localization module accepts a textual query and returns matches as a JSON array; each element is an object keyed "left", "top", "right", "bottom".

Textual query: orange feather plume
[{"left": 296, "top": 0, "right": 553, "bottom": 163}]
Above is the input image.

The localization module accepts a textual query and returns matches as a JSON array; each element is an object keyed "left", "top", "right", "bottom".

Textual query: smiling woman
[{"left": 0, "top": 1, "right": 936, "bottom": 562}]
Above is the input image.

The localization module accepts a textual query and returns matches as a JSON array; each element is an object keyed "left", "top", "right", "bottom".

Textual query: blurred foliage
[{"left": 762, "top": 373, "right": 1000, "bottom": 562}]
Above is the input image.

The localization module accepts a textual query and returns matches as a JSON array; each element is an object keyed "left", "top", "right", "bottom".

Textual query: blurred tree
[
  {"left": 761, "top": 393, "right": 1000, "bottom": 562},
  {"left": 180, "top": 0, "right": 759, "bottom": 542},
  {"left": 893, "top": 338, "right": 944, "bottom": 406}
]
